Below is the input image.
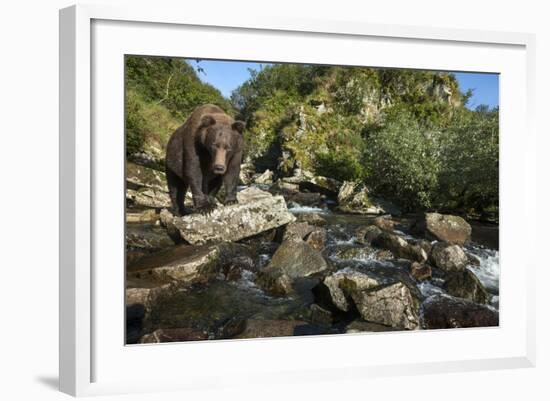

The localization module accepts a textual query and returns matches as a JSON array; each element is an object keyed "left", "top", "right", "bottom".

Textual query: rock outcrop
[
  {"left": 422, "top": 294, "right": 499, "bottom": 329},
  {"left": 430, "top": 242, "right": 469, "bottom": 272}
]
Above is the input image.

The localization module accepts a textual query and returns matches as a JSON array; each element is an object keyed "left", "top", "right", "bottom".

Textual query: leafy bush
[
  {"left": 363, "top": 110, "right": 441, "bottom": 210},
  {"left": 315, "top": 149, "right": 367, "bottom": 182}
]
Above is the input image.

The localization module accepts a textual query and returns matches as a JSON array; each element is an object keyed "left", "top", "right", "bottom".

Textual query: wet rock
[
  {"left": 159, "top": 208, "right": 183, "bottom": 243},
  {"left": 287, "top": 192, "right": 323, "bottom": 207},
  {"left": 305, "top": 229, "right": 327, "bottom": 252},
  {"left": 127, "top": 243, "right": 250, "bottom": 285},
  {"left": 334, "top": 247, "right": 375, "bottom": 261},
  {"left": 295, "top": 213, "right": 327, "bottom": 226},
  {"left": 444, "top": 269, "right": 489, "bottom": 304},
  {"left": 171, "top": 187, "right": 295, "bottom": 245},
  {"left": 430, "top": 242, "right": 469, "bottom": 272},
  {"left": 372, "top": 216, "right": 395, "bottom": 232},
  {"left": 466, "top": 252, "right": 481, "bottom": 267},
  {"left": 283, "top": 222, "right": 316, "bottom": 241},
  {"left": 256, "top": 269, "right": 294, "bottom": 296},
  {"left": 253, "top": 169, "right": 274, "bottom": 184},
  {"left": 412, "top": 213, "right": 472, "bottom": 245},
  {"left": 337, "top": 181, "right": 401, "bottom": 215},
  {"left": 309, "top": 304, "right": 334, "bottom": 326},
  {"left": 422, "top": 294, "right": 499, "bottom": 329},
  {"left": 264, "top": 240, "right": 328, "bottom": 279},
  {"left": 355, "top": 225, "right": 383, "bottom": 244},
  {"left": 371, "top": 232, "right": 428, "bottom": 262},
  {"left": 229, "top": 319, "right": 319, "bottom": 339},
  {"left": 345, "top": 320, "right": 398, "bottom": 333},
  {"left": 410, "top": 262, "right": 432, "bottom": 281},
  {"left": 139, "top": 328, "right": 208, "bottom": 343},
  {"left": 222, "top": 255, "right": 256, "bottom": 281},
  {"left": 126, "top": 278, "right": 177, "bottom": 321},
  {"left": 351, "top": 282, "right": 421, "bottom": 330}
]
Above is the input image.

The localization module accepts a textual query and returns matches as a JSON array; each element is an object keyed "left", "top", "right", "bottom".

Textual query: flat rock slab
[{"left": 173, "top": 187, "right": 296, "bottom": 245}]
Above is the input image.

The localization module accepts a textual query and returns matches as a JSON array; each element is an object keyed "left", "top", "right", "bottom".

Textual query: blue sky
[{"left": 188, "top": 59, "right": 498, "bottom": 110}]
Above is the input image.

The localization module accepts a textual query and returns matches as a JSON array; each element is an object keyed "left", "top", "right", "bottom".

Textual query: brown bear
[{"left": 165, "top": 104, "right": 245, "bottom": 215}]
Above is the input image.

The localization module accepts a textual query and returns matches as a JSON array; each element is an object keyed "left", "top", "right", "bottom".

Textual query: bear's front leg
[
  {"left": 184, "top": 157, "right": 217, "bottom": 213},
  {"left": 223, "top": 152, "right": 242, "bottom": 206}
]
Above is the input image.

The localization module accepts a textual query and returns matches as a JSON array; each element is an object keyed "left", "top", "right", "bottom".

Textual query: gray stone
[
  {"left": 139, "top": 328, "right": 208, "bottom": 343},
  {"left": 253, "top": 169, "right": 274, "bottom": 184},
  {"left": 430, "top": 242, "right": 469, "bottom": 272},
  {"left": 372, "top": 232, "right": 428, "bottom": 262},
  {"left": 345, "top": 320, "right": 398, "bottom": 333},
  {"left": 265, "top": 240, "right": 328, "bottom": 280},
  {"left": 172, "top": 188, "right": 295, "bottom": 245},
  {"left": 322, "top": 269, "right": 383, "bottom": 312},
  {"left": 350, "top": 282, "right": 420, "bottom": 330},
  {"left": 413, "top": 213, "right": 472, "bottom": 245},
  {"left": 422, "top": 294, "right": 499, "bottom": 329},
  {"left": 410, "top": 262, "right": 432, "bottom": 281},
  {"left": 444, "top": 269, "right": 489, "bottom": 304},
  {"left": 295, "top": 213, "right": 327, "bottom": 226}
]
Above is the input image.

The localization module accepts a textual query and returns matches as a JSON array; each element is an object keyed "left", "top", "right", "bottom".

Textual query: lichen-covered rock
[
  {"left": 127, "top": 243, "right": 250, "bottom": 285},
  {"left": 283, "top": 222, "right": 316, "bottom": 241},
  {"left": 410, "top": 262, "right": 432, "bottom": 281},
  {"left": 413, "top": 213, "right": 472, "bottom": 245},
  {"left": 371, "top": 232, "right": 428, "bottom": 262},
  {"left": 334, "top": 247, "right": 376, "bottom": 261},
  {"left": 264, "top": 240, "right": 328, "bottom": 280},
  {"left": 126, "top": 224, "right": 174, "bottom": 253},
  {"left": 252, "top": 169, "right": 274, "bottom": 184},
  {"left": 430, "top": 242, "right": 469, "bottom": 272},
  {"left": 372, "top": 216, "right": 395, "bottom": 232},
  {"left": 337, "top": 181, "right": 401, "bottom": 215},
  {"left": 126, "top": 161, "right": 168, "bottom": 192},
  {"left": 172, "top": 187, "right": 295, "bottom": 245},
  {"left": 126, "top": 278, "right": 177, "bottom": 315},
  {"left": 422, "top": 294, "right": 499, "bottom": 329},
  {"left": 320, "top": 269, "right": 383, "bottom": 312},
  {"left": 350, "top": 282, "right": 421, "bottom": 330},
  {"left": 444, "top": 269, "right": 489, "bottom": 304},
  {"left": 139, "top": 328, "right": 208, "bottom": 343},
  {"left": 304, "top": 229, "right": 327, "bottom": 251}
]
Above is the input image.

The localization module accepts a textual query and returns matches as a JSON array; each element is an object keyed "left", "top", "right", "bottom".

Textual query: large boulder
[
  {"left": 320, "top": 269, "right": 383, "bottom": 312},
  {"left": 265, "top": 240, "right": 328, "bottom": 279},
  {"left": 422, "top": 294, "right": 499, "bottom": 329},
  {"left": 252, "top": 169, "right": 274, "bottom": 184},
  {"left": 371, "top": 232, "right": 428, "bottom": 262},
  {"left": 444, "top": 269, "right": 489, "bottom": 304},
  {"left": 283, "top": 222, "right": 327, "bottom": 251},
  {"left": 171, "top": 188, "right": 295, "bottom": 245},
  {"left": 126, "top": 188, "right": 172, "bottom": 209},
  {"left": 430, "top": 242, "right": 469, "bottom": 272},
  {"left": 126, "top": 243, "right": 250, "bottom": 285},
  {"left": 337, "top": 181, "right": 401, "bottom": 215},
  {"left": 350, "top": 282, "right": 421, "bottom": 330},
  {"left": 413, "top": 213, "right": 472, "bottom": 245}
]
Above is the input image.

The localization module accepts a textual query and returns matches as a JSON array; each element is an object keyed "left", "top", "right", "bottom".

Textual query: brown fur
[{"left": 165, "top": 104, "right": 245, "bottom": 215}]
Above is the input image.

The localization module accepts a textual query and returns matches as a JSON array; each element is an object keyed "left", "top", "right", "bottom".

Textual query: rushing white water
[
  {"left": 288, "top": 204, "right": 326, "bottom": 213},
  {"left": 467, "top": 247, "right": 500, "bottom": 294}
]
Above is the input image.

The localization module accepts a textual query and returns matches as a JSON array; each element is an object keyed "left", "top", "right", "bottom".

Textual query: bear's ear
[
  {"left": 199, "top": 114, "right": 216, "bottom": 128},
  {"left": 232, "top": 120, "right": 246, "bottom": 134}
]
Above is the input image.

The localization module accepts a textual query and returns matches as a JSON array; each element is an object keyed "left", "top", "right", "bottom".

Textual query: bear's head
[{"left": 199, "top": 114, "right": 245, "bottom": 175}]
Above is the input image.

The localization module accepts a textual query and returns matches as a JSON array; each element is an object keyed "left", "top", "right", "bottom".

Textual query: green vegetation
[
  {"left": 125, "top": 56, "right": 233, "bottom": 157},
  {"left": 126, "top": 57, "right": 498, "bottom": 217},
  {"left": 232, "top": 65, "right": 498, "bottom": 216}
]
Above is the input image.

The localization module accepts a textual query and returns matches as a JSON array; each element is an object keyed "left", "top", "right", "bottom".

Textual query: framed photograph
[{"left": 59, "top": 4, "right": 536, "bottom": 397}]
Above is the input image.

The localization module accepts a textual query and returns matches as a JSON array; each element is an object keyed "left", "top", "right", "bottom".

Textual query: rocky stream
[{"left": 126, "top": 161, "right": 499, "bottom": 344}]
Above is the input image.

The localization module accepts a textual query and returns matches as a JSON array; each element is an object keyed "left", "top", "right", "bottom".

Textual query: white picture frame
[{"left": 59, "top": 3, "right": 536, "bottom": 397}]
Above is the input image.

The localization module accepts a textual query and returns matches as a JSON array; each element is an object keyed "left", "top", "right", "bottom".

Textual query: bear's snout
[{"left": 213, "top": 164, "right": 226, "bottom": 174}]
